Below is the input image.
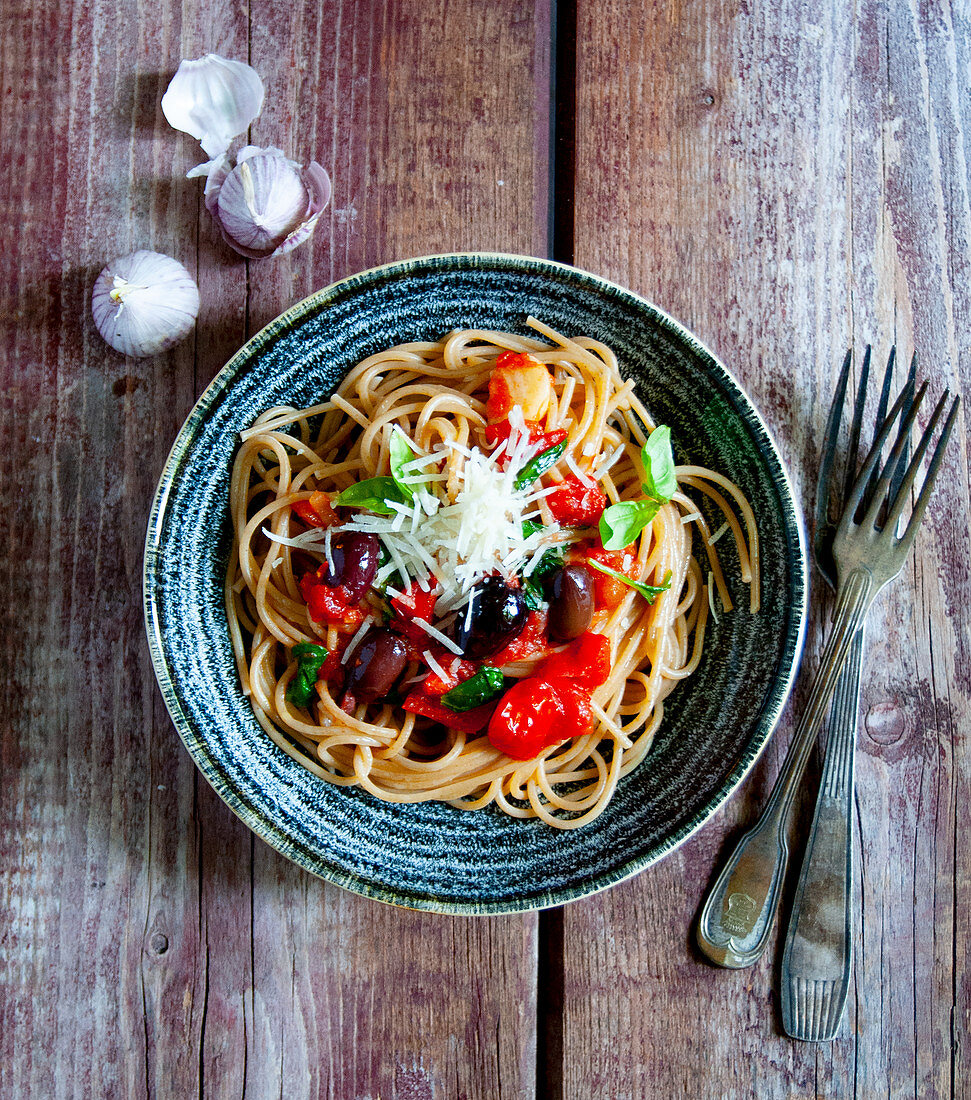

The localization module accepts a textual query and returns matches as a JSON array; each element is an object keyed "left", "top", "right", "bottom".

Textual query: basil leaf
[
  {"left": 441, "top": 666, "right": 506, "bottom": 711},
  {"left": 532, "top": 547, "right": 563, "bottom": 583},
  {"left": 520, "top": 519, "right": 561, "bottom": 605},
  {"left": 521, "top": 576, "right": 545, "bottom": 610},
  {"left": 598, "top": 499, "right": 660, "bottom": 550},
  {"left": 336, "top": 476, "right": 409, "bottom": 515},
  {"left": 287, "top": 642, "right": 330, "bottom": 706},
  {"left": 390, "top": 429, "right": 428, "bottom": 497},
  {"left": 514, "top": 441, "right": 567, "bottom": 490},
  {"left": 586, "top": 561, "right": 673, "bottom": 603},
  {"left": 642, "top": 425, "right": 677, "bottom": 500}
]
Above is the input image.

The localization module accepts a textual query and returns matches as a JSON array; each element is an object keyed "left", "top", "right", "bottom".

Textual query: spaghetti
[{"left": 226, "top": 320, "right": 758, "bottom": 828}]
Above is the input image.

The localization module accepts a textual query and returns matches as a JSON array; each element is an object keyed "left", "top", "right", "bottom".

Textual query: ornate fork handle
[
  {"left": 780, "top": 627, "right": 862, "bottom": 1040},
  {"left": 696, "top": 571, "right": 873, "bottom": 967}
]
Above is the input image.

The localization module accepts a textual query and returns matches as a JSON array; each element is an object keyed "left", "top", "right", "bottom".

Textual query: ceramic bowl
[{"left": 144, "top": 253, "right": 807, "bottom": 913}]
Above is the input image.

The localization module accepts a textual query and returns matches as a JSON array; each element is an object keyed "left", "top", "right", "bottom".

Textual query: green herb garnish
[
  {"left": 390, "top": 428, "right": 429, "bottom": 498},
  {"left": 286, "top": 642, "right": 330, "bottom": 707},
  {"left": 598, "top": 426, "right": 678, "bottom": 550},
  {"left": 514, "top": 441, "right": 567, "bottom": 490},
  {"left": 642, "top": 425, "right": 677, "bottom": 499},
  {"left": 521, "top": 578, "right": 545, "bottom": 610},
  {"left": 519, "top": 520, "right": 564, "bottom": 608},
  {"left": 336, "top": 476, "right": 409, "bottom": 514},
  {"left": 598, "top": 499, "right": 661, "bottom": 550},
  {"left": 441, "top": 666, "right": 506, "bottom": 711},
  {"left": 586, "top": 562, "right": 673, "bottom": 603}
]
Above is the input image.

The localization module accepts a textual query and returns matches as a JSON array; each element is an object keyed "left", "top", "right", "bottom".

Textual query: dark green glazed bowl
[{"left": 144, "top": 253, "right": 807, "bottom": 914}]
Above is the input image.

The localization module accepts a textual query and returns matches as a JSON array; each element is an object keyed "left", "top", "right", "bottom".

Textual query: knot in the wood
[
  {"left": 864, "top": 701, "right": 906, "bottom": 745},
  {"left": 150, "top": 932, "right": 169, "bottom": 955}
]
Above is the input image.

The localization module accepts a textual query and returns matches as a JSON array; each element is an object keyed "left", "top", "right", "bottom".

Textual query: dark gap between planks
[{"left": 537, "top": 0, "right": 576, "bottom": 1095}]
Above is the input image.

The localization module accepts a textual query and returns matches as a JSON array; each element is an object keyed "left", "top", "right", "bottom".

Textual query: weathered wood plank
[
  {"left": 0, "top": 1, "right": 214, "bottom": 1097},
  {"left": 228, "top": 4, "right": 550, "bottom": 1096},
  {"left": 1, "top": 1, "right": 551, "bottom": 1098},
  {"left": 562, "top": 0, "right": 970, "bottom": 1096}
]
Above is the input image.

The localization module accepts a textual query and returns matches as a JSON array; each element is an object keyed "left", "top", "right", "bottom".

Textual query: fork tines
[{"left": 829, "top": 346, "right": 960, "bottom": 550}]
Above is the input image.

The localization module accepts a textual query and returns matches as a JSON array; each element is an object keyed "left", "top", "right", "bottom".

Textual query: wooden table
[{"left": 3, "top": 1, "right": 969, "bottom": 1096}]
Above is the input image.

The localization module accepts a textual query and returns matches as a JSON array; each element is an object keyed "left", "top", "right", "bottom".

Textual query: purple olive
[
  {"left": 455, "top": 575, "right": 529, "bottom": 660},
  {"left": 323, "top": 532, "right": 381, "bottom": 601},
  {"left": 344, "top": 628, "right": 409, "bottom": 702},
  {"left": 547, "top": 564, "right": 594, "bottom": 642}
]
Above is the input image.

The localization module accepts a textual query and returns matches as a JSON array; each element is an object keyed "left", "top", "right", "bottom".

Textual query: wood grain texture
[
  {"left": 2, "top": 0, "right": 969, "bottom": 1096},
  {"left": 564, "top": 1, "right": 970, "bottom": 1097},
  {"left": 0, "top": 1, "right": 550, "bottom": 1097}
]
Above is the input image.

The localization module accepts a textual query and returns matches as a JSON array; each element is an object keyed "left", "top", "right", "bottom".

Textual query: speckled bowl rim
[{"left": 144, "top": 252, "right": 808, "bottom": 914}]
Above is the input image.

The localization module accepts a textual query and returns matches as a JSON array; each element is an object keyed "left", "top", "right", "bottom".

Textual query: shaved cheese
[
  {"left": 592, "top": 443, "right": 624, "bottom": 479},
  {"left": 708, "top": 521, "right": 729, "bottom": 545},
  {"left": 680, "top": 511, "right": 702, "bottom": 525},
  {"left": 707, "top": 572, "right": 720, "bottom": 624},
  {"left": 423, "top": 650, "right": 451, "bottom": 683},
  {"left": 341, "top": 616, "right": 374, "bottom": 664},
  {"left": 316, "top": 428, "right": 575, "bottom": 640},
  {"left": 411, "top": 617, "right": 463, "bottom": 655},
  {"left": 564, "top": 450, "right": 595, "bottom": 487},
  {"left": 324, "top": 524, "right": 336, "bottom": 575}
]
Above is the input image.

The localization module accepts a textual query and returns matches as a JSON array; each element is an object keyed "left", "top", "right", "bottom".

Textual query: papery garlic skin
[
  {"left": 91, "top": 251, "right": 200, "bottom": 357},
  {"left": 161, "top": 54, "right": 265, "bottom": 162},
  {"left": 204, "top": 147, "right": 332, "bottom": 259}
]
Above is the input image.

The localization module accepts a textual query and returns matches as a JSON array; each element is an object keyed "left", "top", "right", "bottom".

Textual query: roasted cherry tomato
[
  {"left": 485, "top": 418, "right": 567, "bottom": 451},
  {"left": 495, "top": 351, "right": 535, "bottom": 371},
  {"left": 390, "top": 579, "right": 440, "bottom": 641},
  {"left": 421, "top": 651, "right": 477, "bottom": 696},
  {"left": 298, "top": 571, "right": 365, "bottom": 629},
  {"left": 488, "top": 609, "right": 548, "bottom": 666},
  {"left": 402, "top": 688, "right": 497, "bottom": 734},
  {"left": 487, "top": 676, "right": 594, "bottom": 760},
  {"left": 485, "top": 352, "right": 552, "bottom": 421},
  {"left": 291, "top": 491, "right": 339, "bottom": 528},
  {"left": 581, "top": 545, "right": 640, "bottom": 609},
  {"left": 546, "top": 476, "right": 607, "bottom": 527},
  {"left": 536, "top": 632, "right": 611, "bottom": 689}
]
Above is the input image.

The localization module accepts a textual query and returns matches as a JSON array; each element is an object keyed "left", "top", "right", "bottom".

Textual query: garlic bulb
[
  {"left": 91, "top": 251, "right": 200, "bottom": 357},
  {"left": 161, "top": 54, "right": 264, "bottom": 165},
  {"left": 204, "top": 146, "right": 332, "bottom": 259}
]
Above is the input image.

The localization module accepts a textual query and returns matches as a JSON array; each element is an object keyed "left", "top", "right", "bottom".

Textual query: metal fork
[
  {"left": 696, "top": 360, "right": 959, "bottom": 974},
  {"left": 779, "top": 346, "right": 913, "bottom": 1041}
]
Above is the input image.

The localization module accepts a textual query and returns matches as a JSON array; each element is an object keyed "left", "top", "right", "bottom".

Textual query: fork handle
[
  {"left": 696, "top": 569, "right": 873, "bottom": 968},
  {"left": 780, "top": 627, "right": 862, "bottom": 1040}
]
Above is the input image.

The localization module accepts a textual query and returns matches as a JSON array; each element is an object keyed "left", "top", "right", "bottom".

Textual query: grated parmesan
[
  {"left": 708, "top": 521, "right": 729, "bottom": 545},
  {"left": 411, "top": 617, "right": 463, "bottom": 655},
  {"left": 564, "top": 450, "right": 595, "bottom": 487},
  {"left": 707, "top": 572, "right": 720, "bottom": 624},
  {"left": 294, "top": 425, "right": 591, "bottom": 642},
  {"left": 422, "top": 649, "right": 451, "bottom": 684},
  {"left": 341, "top": 615, "right": 374, "bottom": 664}
]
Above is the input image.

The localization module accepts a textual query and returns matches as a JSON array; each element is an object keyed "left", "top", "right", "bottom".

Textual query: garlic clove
[
  {"left": 161, "top": 54, "right": 265, "bottom": 163},
  {"left": 273, "top": 162, "right": 332, "bottom": 256},
  {"left": 203, "top": 147, "right": 332, "bottom": 260},
  {"left": 236, "top": 144, "right": 296, "bottom": 167},
  {"left": 91, "top": 251, "right": 200, "bottom": 358}
]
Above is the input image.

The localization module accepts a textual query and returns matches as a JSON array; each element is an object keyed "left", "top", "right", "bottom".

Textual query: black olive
[
  {"left": 344, "top": 628, "right": 408, "bottom": 701},
  {"left": 323, "top": 532, "right": 381, "bottom": 601},
  {"left": 455, "top": 575, "right": 529, "bottom": 660},
  {"left": 547, "top": 564, "right": 594, "bottom": 641}
]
